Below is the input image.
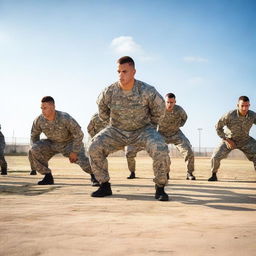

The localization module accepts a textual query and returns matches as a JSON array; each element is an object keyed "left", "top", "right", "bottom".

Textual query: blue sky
[{"left": 0, "top": 0, "right": 255, "bottom": 147}]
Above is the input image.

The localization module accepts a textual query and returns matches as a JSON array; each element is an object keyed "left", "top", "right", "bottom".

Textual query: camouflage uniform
[
  {"left": 125, "top": 145, "right": 144, "bottom": 173},
  {"left": 29, "top": 110, "right": 92, "bottom": 175},
  {"left": 0, "top": 131, "right": 7, "bottom": 172},
  {"left": 88, "top": 112, "right": 144, "bottom": 174},
  {"left": 87, "top": 113, "right": 109, "bottom": 138},
  {"left": 158, "top": 104, "right": 194, "bottom": 174},
  {"left": 88, "top": 79, "right": 170, "bottom": 187},
  {"left": 211, "top": 109, "right": 256, "bottom": 173}
]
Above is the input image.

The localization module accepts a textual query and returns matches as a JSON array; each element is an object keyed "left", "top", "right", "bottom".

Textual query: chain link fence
[{"left": 4, "top": 137, "right": 247, "bottom": 159}]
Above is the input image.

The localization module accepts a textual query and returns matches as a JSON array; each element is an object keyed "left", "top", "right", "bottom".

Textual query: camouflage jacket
[
  {"left": 30, "top": 110, "right": 84, "bottom": 152},
  {"left": 87, "top": 113, "right": 108, "bottom": 138},
  {"left": 97, "top": 79, "right": 165, "bottom": 131},
  {"left": 158, "top": 105, "right": 187, "bottom": 137},
  {"left": 0, "top": 131, "right": 5, "bottom": 148},
  {"left": 216, "top": 109, "right": 256, "bottom": 144}
]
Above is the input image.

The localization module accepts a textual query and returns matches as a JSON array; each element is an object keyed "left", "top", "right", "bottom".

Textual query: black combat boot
[
  {"left": 186, "top": 172, "right": 196, "bottom": 180},
  {"left": 155, "top": 185, "right": 169, "bottom": 201},
  {"left": 91, "top": 182, "right": 112, "bottom": 197},
  {"left": 38, "top": 173, "right": 54, "bottom": 185},
  {"left": 1, "top": 168, "right": 7, "bottom": 175},
  {"left": 30, "top": 170, "right": 37, "bottom": 175},
  {"left": 90, "top": 174, "right": 100, "bottom": 187},
  {"left": 127, "top": 172, "right": 136, "bottom": 179},
  {"left": 208, "top": 173, "right": 218, "bottom": 181}
]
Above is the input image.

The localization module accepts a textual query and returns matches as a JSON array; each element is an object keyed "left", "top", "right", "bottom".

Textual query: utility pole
[{"left": 197, "top": 128, "right": 203, "bottom": 156}]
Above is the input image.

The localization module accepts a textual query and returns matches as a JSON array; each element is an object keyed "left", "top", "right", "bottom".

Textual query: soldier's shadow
[
  {"left": 0, "top": 181, "right": 62, "bottom": 196},
  {"left": 110, "top": 183, "right": 256, "bottom": 211},
  {"left": 0, "top": 176, "right": 91, "bottom": 196},
  {"left": 169, "top": 183, "right": 256, "bottom": 211},
  {"left": 1, "top": 176, "right": 255, "bottom": 211}
]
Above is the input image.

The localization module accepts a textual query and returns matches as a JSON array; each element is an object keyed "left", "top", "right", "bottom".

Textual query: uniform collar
[{"left": 236, "top": 109, "right": 249, "bottom": 118}]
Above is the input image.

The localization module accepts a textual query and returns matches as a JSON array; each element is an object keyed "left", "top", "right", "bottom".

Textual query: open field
[{"left": 1, "top": 156, "right": 256, "bottom": 256}]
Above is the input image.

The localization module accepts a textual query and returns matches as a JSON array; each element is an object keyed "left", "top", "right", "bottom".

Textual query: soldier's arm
[
  {"left": 30, "top": 118, "right": 41, "bottom": 144},
  {"left": 87, "top": 118, "right": 96, "bottom": 138},
  {"left": 215, "top": 114, "right": 228, "bottom": 139},
  {"left": 97, "top": 89, "right": 110, "bottom": 123},
  {"left": 179, "top": 108, "right": 188, "bottom": 127},
  {"left": 148, "top": 90, "right": 165, "bottom": 126},
  {"left": 253, "top": 112, "right": 256, "bottom": 125},
  {"left": 217, "top": 112, "right": 236, "bottom": 149},
  {"left": 67, "top": 117, "right": 84, "bottom": 153}
]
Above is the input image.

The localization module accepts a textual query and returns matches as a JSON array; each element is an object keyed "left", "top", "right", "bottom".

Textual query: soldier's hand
[
  {"left": 224, "top": 138, "right": 236, "bottom": 149},
  {"left": 69, "top": 152, "right": 78, "bottom": 163}
]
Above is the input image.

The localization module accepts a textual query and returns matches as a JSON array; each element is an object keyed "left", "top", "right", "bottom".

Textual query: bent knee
[
  {"left": 29, "top": 145, "right": 40, "bottom": 155},
  {"left": 88, "top": 140, "right": 103, "bottom": 155}
]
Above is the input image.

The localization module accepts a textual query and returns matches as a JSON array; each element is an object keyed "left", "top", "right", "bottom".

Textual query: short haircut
[
  {"left": 41, "top": 96, "right": 55, "bottom": 104},
  {"left": 239, "top": 96, "right": 250, "bottom": 102},
  {"left": 117, "top": 56, "right": 135, "bottom": 67},
  {"left": 165, "top": 93, "right": 176, "bottom": 99}
]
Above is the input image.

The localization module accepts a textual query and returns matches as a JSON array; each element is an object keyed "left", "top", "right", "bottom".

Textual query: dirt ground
[{"left": 0, "top": 156, "right": 256, "bottom": 256}]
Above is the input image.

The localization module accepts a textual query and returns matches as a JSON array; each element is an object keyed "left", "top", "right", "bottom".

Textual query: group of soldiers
[{"left": 1, "top": 56, "right": 256, "bottom": 201}]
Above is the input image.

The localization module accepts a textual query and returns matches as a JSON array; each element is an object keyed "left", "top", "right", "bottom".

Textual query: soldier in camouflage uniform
[
  {"left": 29, "top": 96, "right": 99, "bottom": 186},
  {"left": 125, "top": 145, "right": 144, "bottom": 179},
  {"left": 87, "top": 112, "right": 109, "bottom": 139},
  {"left": 208, "top": 96, "right": 256, "bottom": 181},
  {"left": 158, "top": 93, "right": 196, "bottom": 180},
  {"left": 0, "top": 125, "right": 8, "bottom": 175},
  {"left": 87, "top": 112, "right": 143, "bottom": 179},
  {"left": 88, "top": 56, "right": 170, "bottom": 201}
]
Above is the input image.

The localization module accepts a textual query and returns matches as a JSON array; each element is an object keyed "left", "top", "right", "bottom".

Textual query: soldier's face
[
  {"left": 117, "top": 63, "right": 136, "bottom": 86},
  {"left": 165, "top": 97, "right": 176, "bottom": 111},
  {"left": 237, "top": 100, "right": 250, "bottom": 116},
  {"left": 41, "top": 102, "right": 55, "bottom": 120}
]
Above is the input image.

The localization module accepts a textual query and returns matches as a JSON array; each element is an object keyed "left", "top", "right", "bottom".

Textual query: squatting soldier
[
  {"left": 208, "top": 96, "right": 256, "bottom": 181},
  {"left": 125, "top": 145, "right": 144, "bottom": 179},
  {"left": 87, "top": 112, "right": 109, "bottom": 138},
  {"left": 29, "top": 96, "right": 99, "bottom": 186},
  {"left": 89, "top": 56, "right": 170, "bottom": 201},
  {"left": 158, "top": 93, "right": 196, "bottom": 180},
  {"left": 0, "top": 125, "right": 8, "bottom": 175},
  {"left": 87, "top": 112, "right": 144, "bottom": 179}
]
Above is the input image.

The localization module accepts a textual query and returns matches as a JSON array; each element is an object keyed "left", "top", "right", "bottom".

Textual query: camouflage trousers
[
  {"left": 0, "top": 146, "right": 7, "bottom": 171},
  {"left": 162, "top": 130, "right": 195, "bottom": 174},
  {"left": 211, "top": 137, "right": 256, "bottom": 173},
  {"left": 125, "top": 145, "right": 144, "bottom": 173},
  {"left": 88, "top": 125, "right": 170, "bottom": 187},
  {"left": 28, "top": 139, "right": 92, "bottom": 175}
]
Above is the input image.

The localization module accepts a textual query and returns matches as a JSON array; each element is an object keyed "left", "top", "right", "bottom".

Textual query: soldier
[
  {"left": 87, "top": 112, "right": 109, "bottom": 139},
  {"left": 158, "top": 93, "right": 196, "bottom": 180},
  {"left": 87, "top": 112, "right": 143, "bottom": 179},
  {"left": 208, "top": 96, "right": 256, "bottom": 181},
  {"left": 0, "top": 125, "right": 8, "bottom": 175},
  {"left": 29, "top": 96, "right": 99, "bottom": 186},
  {"left": 88, "top": 56, "right": 170, "bottom": 201},
  {"left": 125, "top": 145, "right": 144, "bottom": 179}
]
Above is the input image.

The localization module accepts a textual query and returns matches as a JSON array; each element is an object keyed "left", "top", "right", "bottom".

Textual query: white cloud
[
  {"left": 110, "top": 36, "right": 153, "bottom": 61},
  {"left": 183, "top": 56, "right": 208, "bottom": 63},
  {"left": 187, "top": 76, "right": 204, "bottom": 85},
  {"left": 111, "top": 36, "right": 141, "bottom": 54}
]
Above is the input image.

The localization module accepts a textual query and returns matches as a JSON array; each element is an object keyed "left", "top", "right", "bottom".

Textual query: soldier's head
[
  {"left": 41, "top": 96, "right": 56, "bottom": 120},
  {"left": 117, "top": 56, "right": 136, "bottom": 88},
  {"left": 237, "top": 96, "right": 250, "bottom": 116},
  {"left": 165, "top": 93, "right": 176, "bottom": 112}
]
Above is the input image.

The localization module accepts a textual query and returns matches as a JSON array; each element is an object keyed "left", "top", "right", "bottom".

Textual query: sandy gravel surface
[{"left": 0, "top": 156, "right": 256, "bottom": 256}]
